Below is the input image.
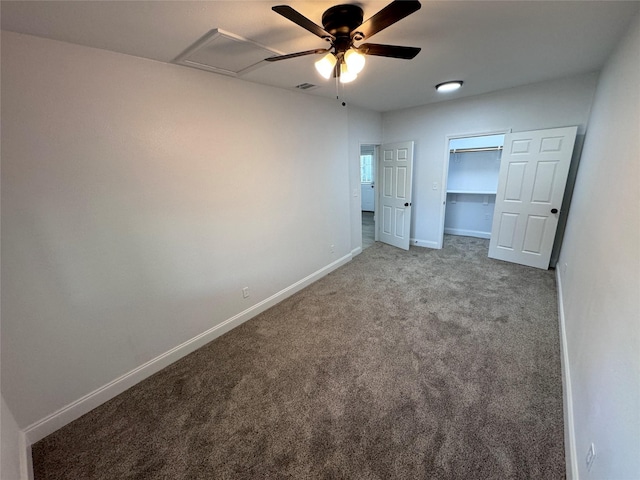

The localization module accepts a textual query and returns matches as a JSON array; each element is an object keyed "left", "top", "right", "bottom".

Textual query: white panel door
[
  {"left": 378, "top": 141, "right": 414, "bottom": 250},
  {"left": 489, "top": 126, "right": 577, "bottom": 269},
  {"left": 361, "top": 183, "right": 375, "bottom": 211}
]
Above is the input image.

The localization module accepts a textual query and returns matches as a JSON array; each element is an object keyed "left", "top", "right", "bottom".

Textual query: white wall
[
  {"left": 382, "top": 73, "right": 598, "bottom": 247},
  {"left": 3, "top": 21, "right": 636, "bottom": 480},
  {"left": 0, "top": 31, "right": 354, "bottom": 440},
  {"left": 1, "top": 395, "right": 25, "bottom": 480},
  {"left": 347, "top": 106, "right": 382, "bottom": 253},
  {"left": 557, "top": 13, "right": 640, "bottom": 480}
]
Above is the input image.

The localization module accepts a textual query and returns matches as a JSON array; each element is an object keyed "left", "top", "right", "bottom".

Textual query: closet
[{"left": 444, "top": 134, "right": 505, "bottom": 239}]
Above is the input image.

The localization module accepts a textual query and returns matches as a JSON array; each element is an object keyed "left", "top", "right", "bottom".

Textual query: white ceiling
[{"left": 2, "top": 1, "right": 638, "bottom": 112}]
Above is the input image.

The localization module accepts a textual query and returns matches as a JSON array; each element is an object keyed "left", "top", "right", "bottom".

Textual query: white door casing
[
  {"left": 489, "top": 126, "right": 578, "bottom": 269},
  {"left": 378, "top": 141, "right": 414, "bottom": 250}
]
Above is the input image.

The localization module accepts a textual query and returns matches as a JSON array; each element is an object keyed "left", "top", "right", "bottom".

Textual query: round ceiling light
[{"left": 435, "top": 81, "right": 463, "bottom": 92}]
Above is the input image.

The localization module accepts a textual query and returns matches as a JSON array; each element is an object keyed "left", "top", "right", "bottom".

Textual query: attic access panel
[{"left": 173, "top": 28, "right": 284, "bottom": 77}]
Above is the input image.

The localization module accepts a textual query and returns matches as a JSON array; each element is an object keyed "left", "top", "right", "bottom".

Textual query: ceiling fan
[{"left": 265, "top": 1, "right": 422, "bottom": 83}]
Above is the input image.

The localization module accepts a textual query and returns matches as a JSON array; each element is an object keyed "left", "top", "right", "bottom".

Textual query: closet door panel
[{"left": 489, "top": 126, "right": 577, "bottom": 269}]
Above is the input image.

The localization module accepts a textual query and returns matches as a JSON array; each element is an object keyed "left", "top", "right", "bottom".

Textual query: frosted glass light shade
[
  {"left": 340, "top": 62, "right": 357, "bottom": 83},
  {"left": 315, "top": 53, "right": 337, "bottom": 79},
  {"left": 344, "top": 49, "right": 365, "bottom": 74},
  {"left": 435, "top": 81, "right": 463, "bottom": 92}
]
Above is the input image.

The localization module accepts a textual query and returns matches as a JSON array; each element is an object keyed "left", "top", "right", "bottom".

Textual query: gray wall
[
  {"left": 0, "top": 31, "right": 364, "bottom": 437},
  {"left": 347, "top": 106, "right": 382, "bottom": 252},
  {"left": 558, "top": 13, "right": 640, "bottom": 480},
  {"left": 382, "top": 73, "right": 598, "bottom": 248}
]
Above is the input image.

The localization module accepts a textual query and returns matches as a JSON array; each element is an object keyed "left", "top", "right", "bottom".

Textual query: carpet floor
[
  {"left": 362, "top": 211, "right": 374, "bottom": 250},
  {"left": 32, "top": 236, "right": 565, "bottom": 479}
]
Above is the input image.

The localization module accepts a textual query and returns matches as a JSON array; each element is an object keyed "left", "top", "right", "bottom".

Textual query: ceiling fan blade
[
  {"left": 265, "top": 49, "right": 330, "bottom": 62},
  {"left": 358, "top": 43, "right": 421, "bottom": 59},
  {"left": 354, "top": 1, "right": 421, "bottom": 40},
  {"left": 272, "top": 5, "right": 335, "bottom": 41}
]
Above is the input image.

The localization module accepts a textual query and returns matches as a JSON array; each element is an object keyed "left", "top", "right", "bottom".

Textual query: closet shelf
[{"left": 447, "top": 190, "right": 497, "bottom": 195}]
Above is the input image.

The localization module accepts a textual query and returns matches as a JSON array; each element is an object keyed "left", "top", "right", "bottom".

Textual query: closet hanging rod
[{"left": 450, "top": 146, "right": 503, "bottom": 153}]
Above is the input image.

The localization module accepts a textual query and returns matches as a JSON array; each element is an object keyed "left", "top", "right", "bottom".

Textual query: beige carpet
[
  {"left": 32, "top": 235, "right": 565, "bottom": 479},
  {"left": 362, "top": 211, "right": 375, "bottom": 250}
]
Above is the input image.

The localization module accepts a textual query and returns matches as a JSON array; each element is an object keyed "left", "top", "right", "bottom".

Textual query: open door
[
  {"left": 360, "top": 145, "right": 376, "bottom": 212},
  {"left": 378, "top": 141, "right": 414, "bottom": 250},
  {"left": 489, "top": 126, "right": 577, "bottom": 269}
]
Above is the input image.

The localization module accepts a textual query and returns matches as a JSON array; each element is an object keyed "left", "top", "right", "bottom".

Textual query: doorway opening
[
  {"left": 360, "top": 144, "right": 376, "bottom": 249},
  {"left": 439, "top": 132, "right": 506, "bottom": 248}
]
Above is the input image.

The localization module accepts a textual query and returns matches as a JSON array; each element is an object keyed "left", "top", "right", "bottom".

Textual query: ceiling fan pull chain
[{"left": 335, "top": 71, "right": 347, "bottom": 107}]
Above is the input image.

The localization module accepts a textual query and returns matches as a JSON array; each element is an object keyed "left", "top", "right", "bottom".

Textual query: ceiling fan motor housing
[{"left": 322, "top": 4, "right": 363, "bottom": 38}]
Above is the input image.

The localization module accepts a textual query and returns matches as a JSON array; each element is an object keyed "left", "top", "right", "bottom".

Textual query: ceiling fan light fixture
[
  {"left": 339, "top": 62, "right": 357, "bottom": 83},
  {"left": 436, "top": 80, "right": 464, "bottom": 92},
  {"left": 344, "top": 48, "right": 365, "bottom": 74},
  {"left": 315, "top": 53, "right": 337, "bottom": 79},
  {"left": 269, "top": 1, "right": 423, "bottom": 86}
]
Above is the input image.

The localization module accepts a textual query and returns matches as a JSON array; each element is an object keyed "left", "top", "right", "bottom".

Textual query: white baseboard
[
  {"left": 21, "top": 434, "right": 33, "bottom": 480},
  {"left": 556, "top": 268, "right": 578, "bottom": 480},
  {"left": 351, "top": 246, "right": 362, "bottom": 256},
  {"left": 22, "top": 253, "right": 352, "bottom": 447},
  {"left": 410, "top": 238, "right": 439, "bottom": 249},
  {"left": 443, "top": 228, "right": 491, "bottom": 239}
]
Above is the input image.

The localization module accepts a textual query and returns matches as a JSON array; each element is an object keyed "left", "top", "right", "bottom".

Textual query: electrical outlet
[
  {"left": 432, "top": 182, "right": 438, "bottom": 190},
  {"left": 242, "top": 287, "right": 249, "bottom": 299},
  {"left": 586, "top": 443, "right": 596, "bottom": 472},
  {"left": 562, "top": 262, "right": 568, "bottom": 275},
  {"left": 330, "top": 244, "right": 335, "bottom": 254}
]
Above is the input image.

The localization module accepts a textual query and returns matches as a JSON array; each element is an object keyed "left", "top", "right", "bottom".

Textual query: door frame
[
  {"left": 359, "top": 144, "right": 377, "bottom": 213},
  {"left": 437, "top": 129, "right": 511, "bottom": 249},
  {"left": 359, "top": 141, "right": 381, "bottom": 245},
  {"left": 373, "top": 145, "right": 380, "bottom": 241}
]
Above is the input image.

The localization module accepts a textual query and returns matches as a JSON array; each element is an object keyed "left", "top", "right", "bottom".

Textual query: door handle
[
  {"left": 551, "top": 208, "right": 558, "bottom": 214},
  {"left": 404, "top": 202, "right": 412, "bottom": 207}
]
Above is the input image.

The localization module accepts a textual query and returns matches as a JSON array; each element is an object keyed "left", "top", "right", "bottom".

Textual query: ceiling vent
[
  {"left": 173, "top": 28, "right": 284, "bottom": 77},
  {"left": 295, "top": 83, "right": 319, "bottom": 91}
]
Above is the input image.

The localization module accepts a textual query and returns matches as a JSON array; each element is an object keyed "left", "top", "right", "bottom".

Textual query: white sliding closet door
[{"left": 489, "top": 126, "right": 577, "bottom": 269}]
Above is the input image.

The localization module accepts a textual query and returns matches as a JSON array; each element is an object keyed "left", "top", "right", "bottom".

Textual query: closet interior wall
[{"left": 444, "top": 135, "right": 504, "bottom": 239}]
